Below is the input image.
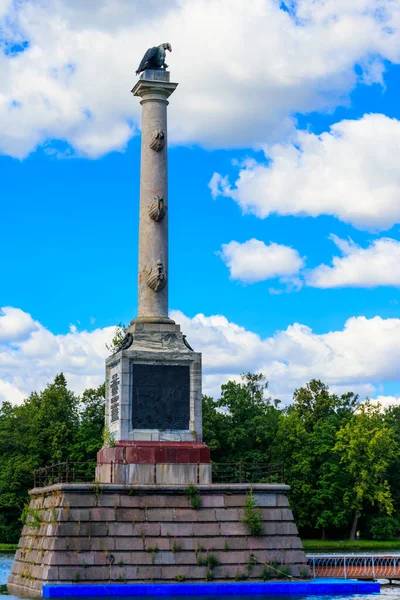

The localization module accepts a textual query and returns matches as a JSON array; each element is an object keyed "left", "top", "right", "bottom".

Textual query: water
[{"left": 1, "top": 552, "right": 400, "bottom": 600}]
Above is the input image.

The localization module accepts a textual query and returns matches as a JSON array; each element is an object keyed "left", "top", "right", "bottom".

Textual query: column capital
[{"left": 131, "top": 71, "right": 178, "bottom": 101}]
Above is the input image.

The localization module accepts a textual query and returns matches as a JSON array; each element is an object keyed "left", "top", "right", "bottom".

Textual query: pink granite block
[
  {"left": 281, "top": 508, "right": 294, "bottom": 520},
  {"left": 136, "top": 566, "right": 162, "bottom": 579},
  {"left": 160, "top": 522, "right": 193, "bottom": 537},
  {"left": 174, "top": 508, "right": 199, "bottom": 522},
  {"left": 215, "top": 508, "right": 239, "bottom": 521},
  {"left": 115, "top": 537, "right": 144, "bottom": 551},
  {"left": 220, "top": 522, "right": 247, "bottom": 536},
  {"left": 160, "top": 565, "right": 205, "bottom": 579},
  {"left": 97, "top": 494, "right": 120, "bottom": 508},
  {"left": 277, "top": 495, "right": 290, "bottom": 507},
  {"left": 133, "top": 522, "right": 161, "bottom": 536},
  {"left": 116, "top": 508, "right": 145, "bottom": 522},
  {"left": 90, "top": 507, "right": 116, "bottom": 521},
  {"left": 224, "top": 494, "right": 246, "bottom": 507},
  {"left": 145, "top": 537, "right": 169, "bottom": 551},
  {"left": 192, "top": 522, "right": 220, "bottom": 536},
  {"left": 146, "top": 508, "right": 174, "bottom": 521},
  {"left": 261, "top": 508, "right": 282, "bottom": 520},
  {"left": 90, "top": 537, "right": 116, "bottom": 551},
  {"left": 140, "top": 495, "right": 167, "bottom": 508},
  {"left": 201, "top": 495, "right": 224, "bottom": 508},
  {"left": 108, "top": 522, "right": 134, "bottom": 536},
  {"left": 196, "top": 509, "right": 216, "bottom": 522},
  {"left": 153, "top": 551, "right": 176, "bottom": 565}
]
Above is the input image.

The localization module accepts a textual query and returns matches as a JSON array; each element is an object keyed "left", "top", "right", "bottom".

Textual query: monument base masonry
[{"left": 8, "top": 483, "right": 305, "bottom": 597}]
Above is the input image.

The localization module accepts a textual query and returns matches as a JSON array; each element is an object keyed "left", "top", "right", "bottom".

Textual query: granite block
[
  {"left": 146, "top": 508, "right": 174, "bottom": 521},
  {"left": 116, "top": 508, "right": 145, "bottom": 522}
]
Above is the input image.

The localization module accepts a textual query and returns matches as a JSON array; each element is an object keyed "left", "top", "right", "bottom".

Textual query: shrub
[
  {"left": 185, "top": 483, "right": 202, "bottom": 509},
  {"left": 369, "top": 516, "right": 400, "bottom": 540},
  {"left": 242, "top": 488, "right": 263, "bottom": 536}
]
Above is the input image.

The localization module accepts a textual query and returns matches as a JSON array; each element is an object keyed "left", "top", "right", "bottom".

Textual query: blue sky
[{"left": 1, "top": 0, "right": 400, "bottom": 404}]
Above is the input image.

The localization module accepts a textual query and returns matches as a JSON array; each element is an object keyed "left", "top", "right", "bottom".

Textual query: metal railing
[
  {"left": 34, "top": 462, "right": 96, "bottom": 487},
  {"left": 33, "top": 461, "right": 284, "bottom": 487},
  {"left": 212, "top": 462, "right": 284, "bottom": 484},
  {"left": 307, "top": 554, "right": 400, "bottom": 580}
]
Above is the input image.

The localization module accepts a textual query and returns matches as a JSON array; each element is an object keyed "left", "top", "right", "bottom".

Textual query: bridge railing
[
  {"left": 33, "top": 461, "right": 285, "bottom": 488},
  {"left": 307, "top": 555, "right": 400, "bottom": 579}
]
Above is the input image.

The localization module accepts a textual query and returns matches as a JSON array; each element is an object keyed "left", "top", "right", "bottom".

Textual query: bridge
[{"left": 308, "top": 554, "right": 400, "bottom": 581}]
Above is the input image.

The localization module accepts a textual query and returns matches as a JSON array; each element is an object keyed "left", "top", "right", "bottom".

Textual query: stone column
[{"left": 131, "top": 71, "right": 178, "bottom": 323}]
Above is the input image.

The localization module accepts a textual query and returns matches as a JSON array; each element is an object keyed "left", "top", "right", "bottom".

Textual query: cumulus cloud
[
  {"left": 307, "top": 235, "right": 400, "bottom": 288},
  {"left": 211, "top": 114, "right": 400, "bottom": 230},
  {"left": 371, "top": 395, "right": 400, "bottom": 409},
  {"left": 1, "top": 1, "right": 400, "bottom": 156},
  {"left": 219, "top": 238, "right": 304, "bottom": 285},
  {"left": 1, "top": 306, "right": 400, "bottom": 405},
  {"left": 172, "top": 310, "right": 400, "bottom": 400},
  {"left": 0, "top": 307, "right": 114, "bottom": 404},
  {"left": 0, "top": 306, "right": 39, "bottom": 342}
]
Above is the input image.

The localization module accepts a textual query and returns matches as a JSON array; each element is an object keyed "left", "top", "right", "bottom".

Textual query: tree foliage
[
  {"left": 0, "top": 374, "right": 104, "bottom": 543},
  {"left": 334, "top": 401, "right": 398, "bottom": 538}
]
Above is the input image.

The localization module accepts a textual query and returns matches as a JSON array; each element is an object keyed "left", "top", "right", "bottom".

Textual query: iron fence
[
  {"left": 212, "top": 462, "right": 284, "bottom": 484},
  {"left": 307, "top": 555, "right": 400, "bottom": 580},
  {"left": 33, "top": 462, "right": 96, "bottom": 487},
  {"left": 33, "top": 461, "right": 284, "bottom": 488}
]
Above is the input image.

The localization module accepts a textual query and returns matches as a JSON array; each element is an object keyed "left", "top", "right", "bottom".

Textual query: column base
[
  {"left": 97, "top": 442, "right": 211, "bottom": 485},
  {"left": 131, "top": 316, "right": 175, "bottom": 325}
]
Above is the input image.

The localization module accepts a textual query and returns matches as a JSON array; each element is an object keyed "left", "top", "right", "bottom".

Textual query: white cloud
[
  {"left": 0, "top": 307, "right": 114, "bottom": 404},
  {"left": 371, "top": 395, "right": 400, "bottom": 409},
  {"left": 219, "top": 238, "right": 304, "bottom": 284},
  {"left": 1, "top": 306, "right": 400, "bottom": 406},
  {"left": 0, "top": 306, "right": 39, "bottom": 342},
  {"left": 211, "top": 114, "right": 400, "bottom": 230},
  {"left": 1, "top": 1, "right": 400, "bottom": 157},
  {"left": 307, "top": 235, "right": 400, "bottom": 288},
  {"left": 172, "top": 310, "right": 400, "bottom": 401}
]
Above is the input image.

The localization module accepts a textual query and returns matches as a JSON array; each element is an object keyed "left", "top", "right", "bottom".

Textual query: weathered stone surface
[
  {"left": 201, "top": 494, "right": 225, "bottom": 508},
  {"left": 116, "top": 507, "right": 146, "bottom": 521},
  {"left": 9, "top": 483, "right": 305, "bottom": 597},
  {"left": 146, "top": 508, "right": 174, "bottom": 521},
  {"left": 215, "top": 508, "right": 239, "bottom": 521},
  {"left": 192, "top": 522, "right": 220, "bottom": 536},
  {"left": 156, "top": 464, "right": 198, "bottom": 485}
]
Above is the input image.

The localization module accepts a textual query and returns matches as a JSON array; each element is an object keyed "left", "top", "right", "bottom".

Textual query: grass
[
  {"left": 0, "top": 544, "right": 17, "bottom": 552},
  {"left": 303, "top": 539, "right": 400, "bottom": 551}
]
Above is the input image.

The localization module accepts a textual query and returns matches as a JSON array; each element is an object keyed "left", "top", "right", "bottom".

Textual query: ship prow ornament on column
[{"left": 96, "top": 65, "right": 211, "bottom": 486}]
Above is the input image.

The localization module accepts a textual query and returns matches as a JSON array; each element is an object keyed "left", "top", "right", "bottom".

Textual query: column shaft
[{"left": 132, "top": 74, "right": 178, "bottom": 323}]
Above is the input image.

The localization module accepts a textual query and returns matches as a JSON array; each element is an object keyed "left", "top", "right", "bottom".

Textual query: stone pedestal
[
  {"left": 101, "top": 320, "right": 205, "bottom": 485},
  {"left": 8, "top": 483, "right": 307, "bottom": 597},
  {"left": 105, "top": 321, "right": 202, "bottom": 444},
  {"left": 96, "top": 441, "right": 212, "bottom": 485}
]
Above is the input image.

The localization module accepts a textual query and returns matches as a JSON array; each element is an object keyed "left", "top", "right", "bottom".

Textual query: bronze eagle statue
[{"left": 136, "top": 43, "right": 172, "bottom": 75}]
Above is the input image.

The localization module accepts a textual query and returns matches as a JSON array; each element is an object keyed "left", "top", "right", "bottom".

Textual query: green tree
[
  {"left": 334, "top": 400, "right": 399, "bottom": 539},
  {"left": 0, "top": 374, "right": 105, "bottom": 543},
  {"left": 275, "top": 380, "right": 357, "bottom": 537},
  {"left": 105, "top": 323, "right": 127, "bottom": 354},
  {"left": 70, "top": 383, "right": 105, "bottom": 461},
  {"left": 203, "top": 373, "right": 281, "bottom": 463}
]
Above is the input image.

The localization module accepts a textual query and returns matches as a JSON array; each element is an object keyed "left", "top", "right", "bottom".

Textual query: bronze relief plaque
[{"left": 131, "top": 363, "right": 190, "bottom": 430}]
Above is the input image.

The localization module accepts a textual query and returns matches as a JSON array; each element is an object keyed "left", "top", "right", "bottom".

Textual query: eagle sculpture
[{"left": 136, "top": 43, "right": 172, "bottom": 75}]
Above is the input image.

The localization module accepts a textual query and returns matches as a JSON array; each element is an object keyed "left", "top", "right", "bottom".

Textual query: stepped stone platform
[{"left": 8, "top": 483, "right": 306, "bottom": 597}]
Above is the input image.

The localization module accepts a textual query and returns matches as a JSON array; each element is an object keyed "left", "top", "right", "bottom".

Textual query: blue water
[{"left": 0, "top": 552, "right": 396, "bottom": 600}]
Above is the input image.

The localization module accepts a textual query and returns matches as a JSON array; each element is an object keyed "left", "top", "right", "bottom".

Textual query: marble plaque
[{"left": 131, "top": 363, "right": 190, "bottom": 430}]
